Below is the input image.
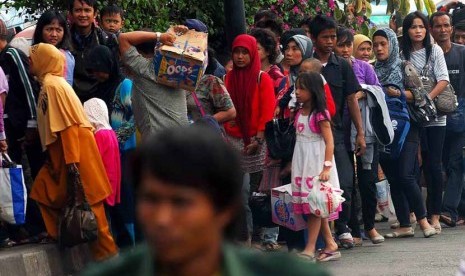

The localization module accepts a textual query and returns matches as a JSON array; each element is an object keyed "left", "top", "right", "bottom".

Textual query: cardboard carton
[
  {"left": 271, "top": 184, "right": 307, "bottom": 231},
  {"left": 153, "top": 28, "right": 208, "bottom": 91}
]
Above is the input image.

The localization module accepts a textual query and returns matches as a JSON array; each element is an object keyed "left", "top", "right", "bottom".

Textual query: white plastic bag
[
  {"left": 376, "top": 179, "right": 395, "bottom": 217},
  {"left": 301, "top": 176, "right": 345, "bottom": 218}
]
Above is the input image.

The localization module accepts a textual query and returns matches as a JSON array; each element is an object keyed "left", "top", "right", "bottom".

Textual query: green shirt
[{"left": 81, "top": 243, "right": 330, "bottom": 276}]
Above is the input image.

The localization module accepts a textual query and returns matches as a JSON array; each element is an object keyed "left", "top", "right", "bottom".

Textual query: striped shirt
[{"left": 407, "top": 44, "right": 450, "bottom": 127}]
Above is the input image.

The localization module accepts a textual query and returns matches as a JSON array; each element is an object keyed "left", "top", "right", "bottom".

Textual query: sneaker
[{"left": 337, "top": 233, "right": 355, "bottom": 249}]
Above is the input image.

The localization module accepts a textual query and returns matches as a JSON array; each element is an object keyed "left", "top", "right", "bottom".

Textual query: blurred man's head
[
  {"left": 133, "top": 126, "right": 242, "bottom": 264},
  {"left": 454, "top": 22, "right": 465, "bottom": 45}
]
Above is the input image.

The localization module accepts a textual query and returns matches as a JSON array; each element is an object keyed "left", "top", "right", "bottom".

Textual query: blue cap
[{"left": 185, "top": 19, "right": 208, "bottom": 33}]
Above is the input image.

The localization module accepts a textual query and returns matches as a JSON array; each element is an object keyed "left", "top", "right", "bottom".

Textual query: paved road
[{"left": 322, "top": 221, "right": 465, "bottom": 276}]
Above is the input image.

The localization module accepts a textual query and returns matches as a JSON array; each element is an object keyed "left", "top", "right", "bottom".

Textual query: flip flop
[
  {"left": 297, "top": 253, "right": 316, "bottom": 263},
  {"left": 317, "top": 250, "right": 341, "bottom": 262},
  {"left": 384, "top": 230, "right": 415, "bottom": 238}
]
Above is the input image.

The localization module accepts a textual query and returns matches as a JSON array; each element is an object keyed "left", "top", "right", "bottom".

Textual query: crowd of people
[{"left": 1, "top": 0, "right": 465, "bottom": 274}]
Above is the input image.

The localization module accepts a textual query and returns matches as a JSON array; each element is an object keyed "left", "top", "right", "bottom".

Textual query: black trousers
[
  {"left": 349, "top": 143, "right": 379, "bottom": 237},
  {"left": 381, "top": 140, "right": 427, "bottom": 228},
  {"left": 334, "top": 130, "right": 354, "bottom": 236}
]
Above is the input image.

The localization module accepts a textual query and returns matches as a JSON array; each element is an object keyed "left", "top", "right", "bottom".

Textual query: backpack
[{"left": 380, "top": 84, "right": 410, "bottom": 159}]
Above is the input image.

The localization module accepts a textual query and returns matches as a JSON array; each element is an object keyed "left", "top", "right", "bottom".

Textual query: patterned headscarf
[
  {"left": 287, "top": 35, "right": 313, "bottom": 85},
  {"left": 373, "top": 28, "right": 404, "bottom": 90},
  {"left": 83, "top": 98, "right": 112, "bottom": 132}
]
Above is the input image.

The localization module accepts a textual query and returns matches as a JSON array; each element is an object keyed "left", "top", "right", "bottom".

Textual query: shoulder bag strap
[{"left": 191, "top": 91, "right": 206, "bottom": 117}]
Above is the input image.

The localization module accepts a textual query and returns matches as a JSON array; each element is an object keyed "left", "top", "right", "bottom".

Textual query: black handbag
[
  {"left": 58, "top": 165, "right": 98, "bottom": 248},
  {"left": 249, "top": 194, "right": 275, "bottom": 227},
  {"left": 265, "top": 118, "right": 296, "bottom": 160}
]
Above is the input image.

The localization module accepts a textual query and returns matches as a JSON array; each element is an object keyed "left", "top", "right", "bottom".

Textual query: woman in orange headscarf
[{"left": 29, "top": 43, "right": 118, "bottom": 261}]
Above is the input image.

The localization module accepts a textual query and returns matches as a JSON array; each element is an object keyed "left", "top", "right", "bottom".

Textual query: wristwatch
[
  {"left": 323, "top": 161, "right": 333, "bottom": 168},
  {"left": 155, "top": 32, "right": 161, "bottom": 43}
]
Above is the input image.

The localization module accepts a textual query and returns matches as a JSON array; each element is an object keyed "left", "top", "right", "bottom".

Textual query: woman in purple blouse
[{"left": 334, "top": 26, "right": 385, "bottom": 247}]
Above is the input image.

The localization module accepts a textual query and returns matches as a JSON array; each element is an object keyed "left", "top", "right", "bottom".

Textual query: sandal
[
  {"left": 38, "top": 236, "right": 56, "bottom": 244},
  {"left": 439, "top": 214, "right": 456, "bottom": 227},
  {"left": 337, "top": 233, "right": 355, "bottom": 249},
  {"left": 297, "top": 253, "right": 316, "bottom": 263},
  {"left": 457, "top": 217, "right": 465, "bottom": 226},
  {"left": 317, "top": 250, "right": 341, "bottom": 262},
  {"left": 384, "top": 228, "right": 415, "bottom": 238},
  {"left": 0, "top": 238, "right": 16, "bottom": 248},
  {"left": 263, "top": 242, "right": 281, "bottom": 252}
]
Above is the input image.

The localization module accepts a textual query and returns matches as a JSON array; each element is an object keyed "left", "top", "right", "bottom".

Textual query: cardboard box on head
[{"left": 153, "top": 27, "right": 208, "bottom": 91}]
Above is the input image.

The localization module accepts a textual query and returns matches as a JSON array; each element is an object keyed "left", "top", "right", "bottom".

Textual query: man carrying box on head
[{"left": 119, "top": 26, "right": 196, "bottom": 139}]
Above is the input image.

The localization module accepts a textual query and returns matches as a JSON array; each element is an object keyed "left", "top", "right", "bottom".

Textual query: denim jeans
[
  {"left": 442, "top": 131, "right": 465, "bottom": 222},
  {"left": 262, "top": 227, "right": 279, "bottom": 244},
  {"left": 242, "top": 173, "right": 253, "bottom": 240},
  {"left": 380, "top": 140, "right": 427, "bottom": 227},
  {"left": 422, "top": 126, "right": 446, "bottom": 216}
]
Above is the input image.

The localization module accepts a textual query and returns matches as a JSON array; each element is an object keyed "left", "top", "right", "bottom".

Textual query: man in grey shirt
[{"left": 118, "top": 28, "right": 189, "bottom": 138}]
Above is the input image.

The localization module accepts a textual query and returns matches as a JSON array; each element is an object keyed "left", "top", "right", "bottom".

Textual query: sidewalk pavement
[
  {"left": 323, "top": 221, "right": 465, "bottom": 276},
  {"left": 0, "top": 243, "right": 91, "bottom": 276}
]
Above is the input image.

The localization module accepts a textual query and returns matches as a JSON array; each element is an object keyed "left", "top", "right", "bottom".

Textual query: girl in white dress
[{"left": 291, "top": 72, "right": 342, "bottom": 262}]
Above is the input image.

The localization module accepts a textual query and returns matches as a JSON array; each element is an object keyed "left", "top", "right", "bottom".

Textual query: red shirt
[{"left": 224, "top": 72, "right": 276, "bottom": 138}]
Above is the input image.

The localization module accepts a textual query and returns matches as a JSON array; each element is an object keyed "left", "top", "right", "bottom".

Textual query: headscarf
[
  {"left": 373, "top": 28, "right": 404, "bottom": 89},
  {"left": 83, "top": 98, "right": 112, "bottom": 132},
  {"left": 85, "top": 45, "right": 122, "bottom": 109},
  {"left": 29, "top": 43, "right": 92, "bottom": 150},
  {"left": 227, "top": 34, "right": 261, "bottom": 144},
  {"left": 287, "top": 35, "right": 313, "bottom": 85},
  {"left": 353, "top": 34, "right": 372, "bottom": 56}
]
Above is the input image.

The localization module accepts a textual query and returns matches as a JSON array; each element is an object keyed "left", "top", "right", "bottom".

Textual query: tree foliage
[{"left": 2, "top": 0, "right": 385, "bottom": 50}]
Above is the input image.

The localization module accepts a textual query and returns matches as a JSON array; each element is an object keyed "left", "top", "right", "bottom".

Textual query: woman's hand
[
  {"left": 319, "top": 167, "right": 331, "bottom": 182},
  {"left": 245, "top": 141, "right": 260, "bottom": 155},
  {"left": 0, "top": 140, "right": 7, "bottom": 153},
  {"left": 274, "top": 106, "right": 281, "bottom": 118},
  {"left": 386, "top": 86, "right": 401, "bottom": 97}
]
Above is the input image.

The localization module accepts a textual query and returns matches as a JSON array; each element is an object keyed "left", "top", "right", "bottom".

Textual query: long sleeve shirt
[{"left": 0, "top": 66, "right": 9, "bottom": 140}]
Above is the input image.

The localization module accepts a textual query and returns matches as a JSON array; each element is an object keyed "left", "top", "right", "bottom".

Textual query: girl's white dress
[{"left": 291, "top": 110, "right": 341, "bottom": 220}]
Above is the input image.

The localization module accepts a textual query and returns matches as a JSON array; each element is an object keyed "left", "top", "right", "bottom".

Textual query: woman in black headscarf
[{"left": 86, "top": 45, "right": 138, "bottom": 247}]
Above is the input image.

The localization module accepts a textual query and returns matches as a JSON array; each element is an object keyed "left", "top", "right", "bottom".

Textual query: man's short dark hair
[
  {"left": 100, "top": 4, "right": 125, "bottom": 20},
  {"left": 429, "top": 11, "right": 451, "bottom": 28},
  {"left": 133, "top": 125, "right": 243, "bottom": 212},
  {"left": 68, "top": 0, "right": 98, "bottom": 12},
  {"left": 255, "top": 18, "right": 283, "bottom": 38},
  {"left": 309, "top": 14, "right": 337, "bottom": 39},
  {"left": 455, "top": 21, "right": 465, "bottom": 32},
  {"left": 254, "top": 9, "right": 279, "bottom": 24},
  {"left": 299, "top": 16, "right": 312, "bottom": 29}
]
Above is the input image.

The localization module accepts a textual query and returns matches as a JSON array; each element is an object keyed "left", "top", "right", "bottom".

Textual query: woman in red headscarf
[{"left": 224, "top": 34, "right": 276, "bottom": 243}]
